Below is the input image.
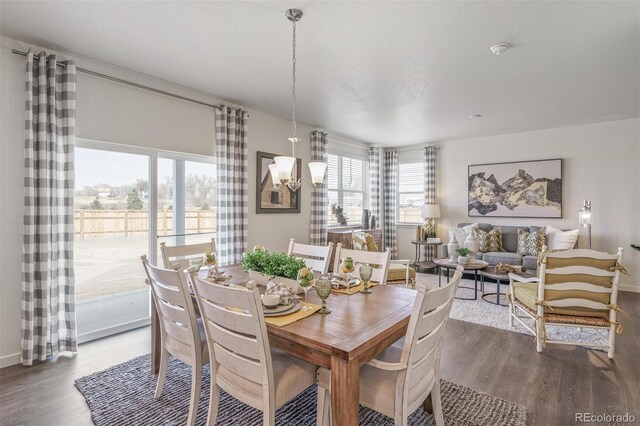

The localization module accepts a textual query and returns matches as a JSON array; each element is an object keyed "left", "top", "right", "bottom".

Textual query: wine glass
[
  {"left": 315, "top": 276, "right": 332, "bottom": 314},
  {"left": 297, "top": 267, "right": 315, "bottom": 310},
  {"left": 359, "top": 263, "right": 373, "bottom": 294}
]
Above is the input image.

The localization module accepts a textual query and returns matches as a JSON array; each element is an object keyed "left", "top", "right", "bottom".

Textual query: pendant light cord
[{"left": 291, "top": 17, "right": 297, "bottom": 142}]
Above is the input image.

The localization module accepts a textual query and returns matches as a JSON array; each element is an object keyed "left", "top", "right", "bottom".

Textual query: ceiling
[{"left": 1, "top": 1, "right": 638, "bottom": 146}]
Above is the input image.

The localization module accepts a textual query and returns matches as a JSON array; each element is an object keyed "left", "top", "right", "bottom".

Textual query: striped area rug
[{"left": 75, "top": 354, "right": 526, "bottom": 425}]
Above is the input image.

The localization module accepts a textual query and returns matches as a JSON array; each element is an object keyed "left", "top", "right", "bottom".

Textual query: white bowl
[{"left": 261, "top": 294, "right": 280, "bottom": 308}]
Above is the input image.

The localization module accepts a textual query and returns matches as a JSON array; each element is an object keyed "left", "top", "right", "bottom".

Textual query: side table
[
  {"left": 480, "top": 267, "right": 533, "bottom": 306},
  {"left": 433, "top": 258, "right": 488, "bottom": 301},
  {"left": 411, "top": 240, "right": 442, "bottom": 272}
]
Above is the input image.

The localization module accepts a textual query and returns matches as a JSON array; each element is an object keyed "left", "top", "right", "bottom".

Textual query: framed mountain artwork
[{"left": 468, "top": 159, "right": 562, "bottom": 218}]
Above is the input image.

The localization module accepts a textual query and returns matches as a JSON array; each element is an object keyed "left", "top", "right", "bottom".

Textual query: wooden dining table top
[{"left": 218, "top": 264, "right": 417, "bottom": 366}]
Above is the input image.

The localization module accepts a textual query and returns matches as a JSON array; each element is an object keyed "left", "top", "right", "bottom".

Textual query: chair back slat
[
  {"left": 412, "top": 304, "right": 451, "bottom": 348},
  {"left": 192, "top": 278, "right": 275, "bottom": 411},
  {"left": 160, "top": 239, "right": 216, "bottom": 270},
  {"left": 333, "top": 245, "right": 390, "bottom": 283},
  {"left": 545, "top": 266, "right": 615, "bottom": 277},
  {"left": 545, "top": 282, "right": 613, "bottom": 293},
  {"left": 141, "top": 257, "right": 200, "bottom": 353},
  {"left": 287, "top": 239, "right": 333, "bottom": 274},
  {"left": 208, "top": 321, "right": 261, "bottom": 360},
  {"left": 213, "top": 342, "right": 263, "bottom": 383},
  {"left": 546, "top": 298, "right": 609, "bottom": 310}
]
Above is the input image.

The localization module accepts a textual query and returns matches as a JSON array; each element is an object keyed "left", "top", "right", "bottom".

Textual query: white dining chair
[
  {"left": 287, "top": 239, "right": 334, "bottom": 274},
  {"left": 316, "top": 266, "right": 463, "bottom": 426},
  {"left": 333, "top": 243, "right": 391, "bottom": 284},
  {"left": 191, "top": 277, "right": 318, "bottom": 426},
  {"left": 160, "top": 238, "right": 217, "bottom": 270},
  {"left": 141, "top": 255, "right": 208, "bottom": 426}
]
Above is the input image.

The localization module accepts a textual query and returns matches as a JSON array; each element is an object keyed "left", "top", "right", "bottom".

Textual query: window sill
[{"left": 396, "top": 222, "right": 422, "bottom": 228}]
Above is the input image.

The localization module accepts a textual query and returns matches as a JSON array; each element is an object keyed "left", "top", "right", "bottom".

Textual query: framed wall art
[
  {"left": 468, "top": 158, "right": 562, "bottom": 218},
  {"left": 256, "top": 151, "right": 301, "bottom": 214}
]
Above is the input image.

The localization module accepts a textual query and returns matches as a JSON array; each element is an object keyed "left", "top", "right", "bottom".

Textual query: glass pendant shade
[
  {"left": 268, "top": 164, "right": 281, "bottom": 186},
  {"left": 308, "top": 162, "right": 327, "bottom": 185},
  {"left": 273, "top": 156, "right": 296, "bottom": 181}
]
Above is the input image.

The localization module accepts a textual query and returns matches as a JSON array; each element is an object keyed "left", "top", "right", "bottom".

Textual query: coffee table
[
  {"left": 433, "top": 258, "right": 488, "bottom": 300},
  {"left": 480, "top": 266, "right": 533, "bottom": 306}
]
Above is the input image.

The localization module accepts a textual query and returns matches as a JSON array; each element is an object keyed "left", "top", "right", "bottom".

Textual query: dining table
[{"left": 149, "top": 264, "right": 417, "bottom": 426}]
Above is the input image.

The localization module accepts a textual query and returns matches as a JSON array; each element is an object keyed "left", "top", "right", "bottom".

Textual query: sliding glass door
[{"left": 74, "top": 141, "right": 215, "bottom": 343}]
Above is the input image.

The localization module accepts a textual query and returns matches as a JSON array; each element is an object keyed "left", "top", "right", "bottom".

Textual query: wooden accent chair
[
  {"left": 160, "top": 238, "right": 217, "bottom": 270},
  {"left": 316, "top": 266, "right": 463, "bottom": 425},
  {"left": 509, "top": 246, "right": 625, "bottom": 358},
  {"left": 141, "top": 256, "right": 208, "bottom": 426},
  {"left": 287, "top": 239, "right": 334, "bottom": 274},
  {"left": 191, "top": 278, "right": 317, "bottom": 426},
  {"left": 352, "top": 232, "right": 416, "bottom": 288},
  {"left": 333, "top": 243, "right": 391, "bottom": 284}
]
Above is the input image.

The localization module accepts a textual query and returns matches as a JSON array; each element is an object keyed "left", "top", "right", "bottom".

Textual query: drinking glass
[
  {"left": 359, "top": 263, "right": 373, "bottom": 294},
  {"left": 315, "top": 276, "right": 332, "bottom": 314},
  {"left": 297, "top": 268, "right": 315, "bottom": 310}
]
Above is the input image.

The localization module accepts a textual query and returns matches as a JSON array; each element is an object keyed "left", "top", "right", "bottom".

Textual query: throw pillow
[
  {"left": 517, "top": 227, "right": 546, "bottom": 256},
  {"left": 352, "top": 230, "right": 368, "bottom": 251},
  {"left": 473, "top": 227, "right": 504, "bottom": 253},
  {"left": 365, "top": 234, "right": 379, "bottom": 252},
  {"left": 545, "top": 225, "right": 580, "bottom": 250}
]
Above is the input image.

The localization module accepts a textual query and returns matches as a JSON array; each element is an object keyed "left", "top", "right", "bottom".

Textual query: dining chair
[
  {"left": 316, "top": 266, "right": 463, "bottom": 426},
  {"left": 141, "top": 255, "right": 208, "bottom": 426},
  {"left": 191, "top": 277, "right": 318, "bottom": 426},
  {"left": 160, "top": 238, "right": 217, "bottom": 270},
  {"left": 333, "top": 243, "right": 391, "bottom": 284},
  {"left": 509, "top": 246, "right": 625, "bottom": 358},
  {"left": 287, "top": 239, "right": 334, "bottom": 274},
  {"left": 352, "top": 231, "right": 416, "bottom": 288}
]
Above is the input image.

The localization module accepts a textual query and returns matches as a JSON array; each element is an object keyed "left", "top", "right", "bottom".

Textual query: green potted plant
[
  {"left": 242, "top": 247, "right": 306, "bottom": 293},
  {"left": 456, "top": 247, "right": 471, "bottom": 266}
]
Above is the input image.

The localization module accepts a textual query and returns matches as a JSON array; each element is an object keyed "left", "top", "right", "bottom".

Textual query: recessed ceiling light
[
  {"left": 490, "top": 42, "right": 511, "bottom": 55},
  {"left": 470, "top": 114, "right": 482, "bottom": 119}
]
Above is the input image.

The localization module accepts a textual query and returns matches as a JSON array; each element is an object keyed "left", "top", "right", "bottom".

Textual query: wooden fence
[{"left": 74, "top": 209, "right": 216, "bottom": 239}]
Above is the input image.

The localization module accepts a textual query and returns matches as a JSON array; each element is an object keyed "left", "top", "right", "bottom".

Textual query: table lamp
[
  {"left": 578, "top": 198, "right": 592, "bottom": 249},
  {"left": 422, "top": 204, "right": 441, "bottom": 239}
]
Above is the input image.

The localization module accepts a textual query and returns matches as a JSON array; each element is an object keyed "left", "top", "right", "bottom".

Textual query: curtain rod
[
  {"left": 327, "top": 136, "right": 371, "bottom": 149},
  {"left": 12, "top": 48, "right": 230, "bottom": 112}
]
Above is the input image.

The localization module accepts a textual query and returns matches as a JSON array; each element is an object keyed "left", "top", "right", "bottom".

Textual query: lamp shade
[
  {"left": 273, "top": 156, "right": 296, "bottom": 181},
  {"left": 422, "top": 204, "right": 441, "bottom": 219},
  {"left": 267, "top": 164, "right": 281, "bottom": 186},
  {"left": 308, "top": 162, "right": 327, "bottom": 185}
]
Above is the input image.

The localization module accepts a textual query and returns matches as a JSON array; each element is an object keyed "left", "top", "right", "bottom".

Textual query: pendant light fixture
[{"left": 271, "top": 8, "right": 327, "bottom": 191}]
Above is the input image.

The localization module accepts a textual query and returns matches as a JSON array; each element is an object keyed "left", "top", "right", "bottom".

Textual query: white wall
[
  {"left": 396, "top": 119, "right": 640, "bottom": 292},
  {"left": 0, "top": 36, "right": 327, "bottom": 366}
]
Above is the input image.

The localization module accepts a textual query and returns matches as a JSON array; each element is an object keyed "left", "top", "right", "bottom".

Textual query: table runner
[
  {"left": 332, "top": 282, "right": 380, "bottom": 295},
  {"left": 265, "top": 302, "right": 321, "bottom": 327}
]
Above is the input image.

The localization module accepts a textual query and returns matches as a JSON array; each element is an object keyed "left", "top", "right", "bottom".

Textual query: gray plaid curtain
[
  {"left": 368, "top": 147, "right": 380, "bottom": 222},
  {"left": 215, "top": 107, "right": 248, "bottom": 265},
  {"left": 383, "top": 151, "right": 398, "bottom": 259},
  {"left": 424, "top": 146, "right": 437, "bottom": 258},
  {"left": 22, "top": 52, "right": 77, "bottom": 366},
  {"left": 309, "top": 131, "right": 328, "bottom": 245}
]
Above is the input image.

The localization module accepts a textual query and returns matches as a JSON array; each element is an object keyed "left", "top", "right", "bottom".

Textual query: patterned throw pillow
[
  {"left": 473, "top": 227, "right": 504, "bottom": 253},
  {"left": 517, "top": 228, "right": 546, "bottom": 256},
  {"left": 352, "top": 230, "right": 368, "bottom": 251}
]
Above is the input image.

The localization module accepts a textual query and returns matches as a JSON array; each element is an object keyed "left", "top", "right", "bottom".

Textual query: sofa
[{"left": 443, "top": 223, "right": 551, "bottom": 273}]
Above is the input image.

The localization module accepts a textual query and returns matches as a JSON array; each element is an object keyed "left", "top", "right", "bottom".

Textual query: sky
[{"left": 75, "top": 147, "right": 215, "bottom": 187}]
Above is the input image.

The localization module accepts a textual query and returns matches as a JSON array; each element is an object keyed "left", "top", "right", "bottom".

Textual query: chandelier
[{"left": 269, "top": 8, "right": 327, "bottom": 191}]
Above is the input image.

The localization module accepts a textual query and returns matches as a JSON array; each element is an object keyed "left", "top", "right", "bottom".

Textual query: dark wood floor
[{"left": 1, "top": 292, "right": 638, "bottom": 426}]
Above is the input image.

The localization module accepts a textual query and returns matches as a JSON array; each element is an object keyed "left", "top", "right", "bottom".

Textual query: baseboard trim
[
  {"left": 620, "top": 284, "right": 639, "bottom": 293},
  {"left": 0, "top": 352, "right": 21, "bottom": 369}
]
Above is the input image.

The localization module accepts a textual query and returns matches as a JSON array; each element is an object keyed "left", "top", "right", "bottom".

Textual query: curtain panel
[
  {"left": 368, "top": 147, "right": 381, "bottom": 222},
  {"left": 424, "top": 146, "right": 437, "bottom": 204},
  {"left": 215, "top": 107, "right": 249, "bottom": 265},
  {"left": 383, "top": 151, "right": 399, "bottom": 259},
  {"left": 309, "top": 131, "right": 328, "bottom": 245},
  {"left": 22, "top": 52, "right": 78, "bottom": 366}
]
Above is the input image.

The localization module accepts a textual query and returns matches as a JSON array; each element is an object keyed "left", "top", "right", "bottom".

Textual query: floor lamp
[{"left": 579, "top": 198, "right": 592, "bottom": 249}]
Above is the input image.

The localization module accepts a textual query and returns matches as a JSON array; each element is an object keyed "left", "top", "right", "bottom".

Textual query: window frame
[
  {"left": 396, "top": 160, "right": 425, "bottom": 225},
  {"left": 327, "top": 151, "right": 368, "bottom": 228}
]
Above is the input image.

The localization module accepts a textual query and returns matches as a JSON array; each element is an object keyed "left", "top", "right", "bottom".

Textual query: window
[
  {"left": 398, "top": 161, "right": 424, "bottom": 223},
  {"left": 327, "top": 153, "right": 366, "bottom": 226}
]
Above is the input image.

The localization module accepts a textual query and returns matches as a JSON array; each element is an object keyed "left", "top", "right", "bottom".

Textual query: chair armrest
[
  {"left": 508, "top": 273, "right": 539, "bottom": 283},
  {"left": 366, "top": 358, "right": 408, "bottom": 371},
  {"left": 390, "top": 259, "right": 412, "bottom": 265}
]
